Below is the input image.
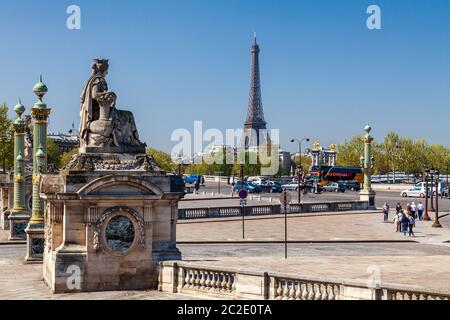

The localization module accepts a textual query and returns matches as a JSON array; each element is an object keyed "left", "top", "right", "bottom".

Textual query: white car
[{"left": 401, "top": 186, "right": 427, "bottom": 198}]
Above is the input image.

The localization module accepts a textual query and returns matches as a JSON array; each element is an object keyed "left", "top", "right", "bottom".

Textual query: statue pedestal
[
  {"left": 41, "top": 153, "right": 184, "bottom": 293},
  {"left": 360, "top": 190, "right": 377, "bottom": 210}
]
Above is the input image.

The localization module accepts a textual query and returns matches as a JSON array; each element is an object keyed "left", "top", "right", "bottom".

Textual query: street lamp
[
  {"left": 291, "top": 137, "right": 310, "bottom": 204},
  {"left": 432, "top": 169, "right": 442, "bottom": 228},
  {"left": 429, "top": 168, "right": 436, "bottom": 212},
  {"left": 422, "top": 165, "right": 431, "bottom": 221}
]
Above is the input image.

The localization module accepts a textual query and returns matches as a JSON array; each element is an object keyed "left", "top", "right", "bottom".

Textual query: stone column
[
  {"left": 9, "top": 100, "right": 31, "bottom": 240},
  {"left": 359, "top": 125, "right": 376, "bottom": 209},
  {"left": 25, "top": 77, "right": 51, "bottom": 262}
]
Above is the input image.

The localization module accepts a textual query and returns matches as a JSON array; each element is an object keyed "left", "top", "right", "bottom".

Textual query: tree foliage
[
  {"left": 0, "top": 104, "right": 14, "bottom": 172},
  {"left": 146, "top": 148, "right": 176, "bottom": 172},
  {"left": 337, "top": 131, "right": 450, "bottom": 175}
]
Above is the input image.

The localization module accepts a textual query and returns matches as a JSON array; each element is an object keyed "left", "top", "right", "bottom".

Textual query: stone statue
[{"left": 79, "top": 59, "right": 145, "bottom": 152}]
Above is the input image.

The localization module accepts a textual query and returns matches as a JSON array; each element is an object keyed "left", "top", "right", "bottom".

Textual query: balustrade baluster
[
  {"left": 276, "top": 280, "right": 283, "bottom": 300},
  {"left": 220, "top": 273, "right": 227, "bottom": 292},
  {"left": 321, "top": 284, "right": 328, "bottom": 300},
  {"left": 199, "top": 271, "right": 206, "bottom": 289},
  {"left": 288, "top": 282, "right": 296, "bottom": 300},
  {"left": 300, "top": 283, "right": 308, "bottom": 300},
  {"left": 282, "top": 281, "right": 289, "bottom": 300},
  {"left": 295, "top": 283, "right": 301, "bottom": 300},
  {"left": 205, "top": 271, "right": 211, "bottom": 289},
  {"left": 184, "top": 269, "right": 190, "bottom": 288}
]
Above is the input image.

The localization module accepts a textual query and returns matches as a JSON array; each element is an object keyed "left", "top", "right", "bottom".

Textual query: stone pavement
[
  {"left": 0, "top": 245, "right": 207, "bottom": 300},
  {"left": 177, "top": 210, "right": 450, "bottom": 244}
]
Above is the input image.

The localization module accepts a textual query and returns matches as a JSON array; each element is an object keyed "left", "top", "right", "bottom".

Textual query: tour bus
[{"left": 309, "top": 166, "right": 364, "bottom": 185}]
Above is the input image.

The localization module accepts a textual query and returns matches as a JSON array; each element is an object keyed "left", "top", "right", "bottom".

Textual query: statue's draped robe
[
  {"left": 79, "top": 74, "right": 141, "bottom": 148},
  {"left": 80, "top": 75, "right": 108, "bottom": 147}
]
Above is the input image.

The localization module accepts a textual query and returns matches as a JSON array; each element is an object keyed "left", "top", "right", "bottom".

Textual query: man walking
[
  {"left": 410, "top": 202, "right": 417, "bottom": 219},
  {"left": 383, "top": 202, "right": 390, "bottom": 222},
  {"left": 417, "top": 202, "right": 424, "bottom": 221}
]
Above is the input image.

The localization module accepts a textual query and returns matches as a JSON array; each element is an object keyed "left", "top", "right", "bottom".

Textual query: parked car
[
  {"left": 281, "top": 182, "right": 302, "bottom": 191},
  {"left": 323, "top": 182, "right": 346, "bottom": 193},
  {"left": 259, "top": 181, "right": 283, "bottom": 193},
  {"left": 233, "top": 182, "right": 262, "bottom": 193},
  {"left": 401, "top": 186, "right": 428, "bottom": 198},
  {"left": 339, "top": 180, "right": 361, "bottom": 191}
]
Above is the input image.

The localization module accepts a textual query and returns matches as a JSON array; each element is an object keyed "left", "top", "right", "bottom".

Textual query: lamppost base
[
  {"left": 25, "top": 224, "right": 45, "bottom": 263},
  {"left": 360, "top": 190, "right": 376, "bottom": 210},
  {"left": 422, "top": 214, "right": 431, "bottom": 222},
  {"left": 8, "top": 212, "right": 30, "bottom": 241},
  {"left": 432, "top": 222, "right": 442, "bottom": 228}
]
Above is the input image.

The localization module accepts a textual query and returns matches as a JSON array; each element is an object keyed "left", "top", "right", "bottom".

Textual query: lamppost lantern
[{"left": 36, "top": 145, "right": 46, "bottom": 175}]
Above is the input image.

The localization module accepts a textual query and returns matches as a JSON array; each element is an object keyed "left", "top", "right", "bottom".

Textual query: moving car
[
  {"left": 259, "top": 181, "right": 283, "bottom": 193},
  {"left": 183, "top": 174, "right": 201, "bottom": 184},
  {"left": 233, "top": 182, "right": 262, "bottom": 193},
  {"left": 322, "top": 182, "right": 346, "bottom": 193},
  {"left": 401, "top": 186, "right": 428, "bottom": 198}
]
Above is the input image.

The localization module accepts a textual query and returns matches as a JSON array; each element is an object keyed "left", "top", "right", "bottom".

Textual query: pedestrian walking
[
  {"left": 408, "top": 213, "right": 416, "bottom": 237},
  {"left": 395, "top": 203, "right": 402, "bottom": 214},
  {"left": 382, "top": 202, "right": 390, "bottom": 222},
  {"left": 410, "top": 202, "right": 417, "bottom": 219},
  {"left": 194, "top": 177, "right": 201, "bottom": 194},
  {"left": 417, "top": 202, "right": 424, "bottom": 221},
  {"left": 401, "top": 210, "right": 409, "bottom": 236}
]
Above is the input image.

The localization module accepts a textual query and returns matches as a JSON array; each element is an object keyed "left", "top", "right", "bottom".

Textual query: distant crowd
[{"left": 382, "top": 201, "right": 425, "bottom": 237}]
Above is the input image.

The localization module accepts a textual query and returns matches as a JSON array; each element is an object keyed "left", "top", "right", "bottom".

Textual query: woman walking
[{"left": 408, "top": 213, "right": 416, "bottom": 237}]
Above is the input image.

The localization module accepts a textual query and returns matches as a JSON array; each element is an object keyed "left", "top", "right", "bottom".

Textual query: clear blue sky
[{"left": 1, "top": 0, "right": 449, "bottom": 153}]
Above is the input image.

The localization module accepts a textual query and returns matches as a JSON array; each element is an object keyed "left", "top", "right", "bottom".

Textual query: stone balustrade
[
  {"left": 178, "top": 201, "right": 369, "bottom": 220},
  {"left": 274, "top": 278, "right": 340, "bottom": 300},
  {"left": 159, "top": 261, "right": 450, "bottom": 300}
]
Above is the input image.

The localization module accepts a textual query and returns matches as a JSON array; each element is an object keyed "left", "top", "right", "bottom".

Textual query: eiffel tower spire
[{"left": 241, "top": 36, "right": 268, "bottom": 150}]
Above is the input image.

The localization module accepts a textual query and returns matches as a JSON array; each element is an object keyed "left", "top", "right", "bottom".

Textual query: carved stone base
[
  {"left": 25, "top": 225, "right": 45, "bottom": 263},
  {"left": 64, "top": 153, "right": 161, "bottom": 172}
]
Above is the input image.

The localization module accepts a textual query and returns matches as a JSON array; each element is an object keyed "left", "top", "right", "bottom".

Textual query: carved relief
[{"left": 93, "top": 206, "right": 145, "bottom": 253}]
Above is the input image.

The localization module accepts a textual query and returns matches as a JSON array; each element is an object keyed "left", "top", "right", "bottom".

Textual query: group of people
[{"left": 383, "top": 201, "right": 425, "bottom": 237}]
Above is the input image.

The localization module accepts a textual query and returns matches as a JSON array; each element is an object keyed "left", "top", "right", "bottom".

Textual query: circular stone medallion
[{"left": 105, "top": 215, "right": 135, "bottom": 252}]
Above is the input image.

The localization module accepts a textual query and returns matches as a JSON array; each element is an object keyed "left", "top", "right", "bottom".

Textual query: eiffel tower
[{"left": 240, "top": 36, "right": 269, "bottom": 150}]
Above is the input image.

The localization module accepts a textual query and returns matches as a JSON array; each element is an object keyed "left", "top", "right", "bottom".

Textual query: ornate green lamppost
[
  {"left": 8, "top": 100, "right": 30, "bottom": 240},
  {"left": 359, "top": 125, "right": 376, "bottom": 209},
  {"left": 25, "top": 77, "right": 51, "bottom": 262}
]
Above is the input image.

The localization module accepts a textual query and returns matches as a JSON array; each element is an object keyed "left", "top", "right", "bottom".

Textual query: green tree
[
  {"left": 46, "top": 138, "right": 62, "bottom": 169},
  {"left": 146, "top": 148, "right": 176, "bottom": 172},
  {"left": 336, "top": 135, "right": 365, "bottom": 167},
  {"left": 0, "top": 104, "right": 14, "bottom": 173}
]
